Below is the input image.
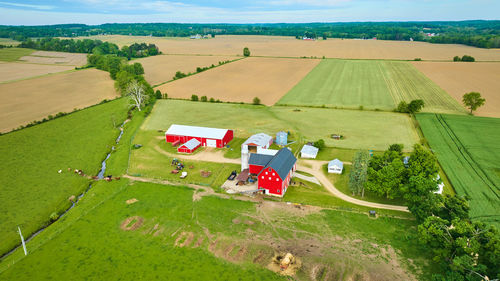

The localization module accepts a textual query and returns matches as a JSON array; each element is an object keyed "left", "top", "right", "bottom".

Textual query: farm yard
[
  {"left": 76, "top": 35, "right": 500, "bottom": 61},
  {"left": 142, "top": 100, "right": 419, "bottom": 151},
  {"left": 0, "top": 62, "right": 74, "bottom": 83},
  {"left": 417, "top": 113, "right": 500, "bottom": 227},
  {"left": 412, "top": 61, "right": 500, "bottom": 118},
  {"left": 0, "top": 98, "right": 129, "bottom": 257},
  {"left": 134, "top": 54, "right": 238, "bottom": 86},
  {"left": 156, "top": 57, "right": 320, "bottom": 105},
  {"left": 278, "top": 59, "right": 467, "bottom": 114},
  {"left": 0, "top": 68, "right": 118, "bottom": 132}
]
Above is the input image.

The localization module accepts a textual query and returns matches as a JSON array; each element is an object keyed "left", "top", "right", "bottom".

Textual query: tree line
[{"left": 1, "top": 21, "right": 499, "bottom": 48}]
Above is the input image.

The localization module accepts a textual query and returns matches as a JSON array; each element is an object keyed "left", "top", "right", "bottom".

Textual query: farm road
[{"left": 154, "top": 145, "right": 409, "bottom": 212}]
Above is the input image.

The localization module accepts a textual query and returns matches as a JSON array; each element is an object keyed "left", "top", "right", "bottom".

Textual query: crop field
[
  {"left": 156, "top": 57, "right": 320, "bottom": 105},
  {"left": 412, "top": 61, "right": 500, "bottom": 118},
  {"left": 416, "top": 113, "right": 500, "bottom": 227},
  {"left": 134, "top": 54, "right": 238, "bottom": 86},
  {"left": 0, "top": 62, "right": 74, "bottom": 83},
  {"left": 278, "top": 59, "right": 467, "bottom": 114},
  {"left": 0, "top": 98, "right": 129, "bottom": 256},
  {"left": 0, "top": 69, "right": 118, "bottom": 133},
  {"left": 19, "top": 51, "right": 87, "bottom": 66},
  {"left": 0, "top": 179, "right": 434, "bottom": 280},
  {"left": 75, "top": 35, "right": 500, "bottom": 61},
  {"left": 0, "top": 38, "right": 19, "bottom": 46},
  {"left": 142, "top": 100, "right": 418, "bottom": 151},
  {"left": 0, "top": 48, "right": 34, "bottom": 61}
]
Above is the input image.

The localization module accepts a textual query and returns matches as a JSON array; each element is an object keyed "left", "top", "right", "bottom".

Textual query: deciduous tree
[
  {"left": 126, "top": 80, "right": 148, "bottom": 111},
  {"left": 462, "top": 92, "right": 485, "bottom": 114}
]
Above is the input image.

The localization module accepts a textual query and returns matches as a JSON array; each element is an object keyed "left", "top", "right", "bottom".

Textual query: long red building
[
  {"left": 165, "top": 124, "right": 233, "bottom": 149},
  {"left": 248, "top": 148, "right": 297, "bottom": 197}
]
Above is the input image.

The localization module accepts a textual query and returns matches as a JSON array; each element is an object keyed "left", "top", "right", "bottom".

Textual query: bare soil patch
[
  {"left": 175, "top": 232, "right": 195, "bottom": 247},
  {"left": 120, "top": 216, "right": 144, "bottom": 231},
  {"left": 19, "top": 51, "right": 87, "bottom": 66},
  {"left": 412, "top": 61, "right": 500, "bottom": 117},
  {"left": 126, "top": 198, "right": 138, "bottom": 204},
  {"left": 0, "top": 68, "right": 118, "bottom": 133},
  {"left": 0, "top": 62, "right": 73, "bottom": 83},
  {"left": 156, "top": 57, "right": 319, "bottom": 105},
  {"left": 134, "top": 54, "right": 237, "bottom": 86}
]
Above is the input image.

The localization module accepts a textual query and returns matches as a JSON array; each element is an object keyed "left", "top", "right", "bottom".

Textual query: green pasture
[
  {"left": 416, "top": 113, "right": 500, "bottom": 226},
  {"left": 143, "top": 100, "right": 419, "bottom": 151},
  {"left": 0, "top": 48, "right": 34, "bottom": 61},
  {"left": 1, "top": 180, "right": 435, "bottom": 280},
  {"left": 277, "top": 59, "right": 466, "bottom": 114},
  {"left": 0, "top": 98, "right": 129, "bottom": 256}
]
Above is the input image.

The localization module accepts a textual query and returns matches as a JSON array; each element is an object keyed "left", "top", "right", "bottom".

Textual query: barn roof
[
  {"left": 180, "top": 138, "right": 201, "bottom": 150},
  {"left": 249, "top": 153, "right": 274, "bottom": 167},
  {"left": 301, "top": 145, "right": 319, "bottom": 156},
  {"left": 328, "top": 159, "right": 343, "bottom": 169},
  {"left": 243, "top": 133, "right": 273, "bottom": 147},
  {"left": 166, "top": 124, "right": 229, "bottom": 139},
  {"left": 260, "top": 148, "right": 296, "bottom": 180}
]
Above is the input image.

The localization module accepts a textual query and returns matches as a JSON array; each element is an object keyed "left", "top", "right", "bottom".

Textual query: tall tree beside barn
[{"left": 348, "top": 150, "right": 370, "bottom": 197}]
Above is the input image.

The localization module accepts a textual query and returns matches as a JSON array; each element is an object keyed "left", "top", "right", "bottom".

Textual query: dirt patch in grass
[
  {"left": 256, "top": 200, "right": 323, "bottom": 217},
  {"left": 120, "top": 216, "right": 144, "bottom": 231},
  {"left": 175, "top": 232, "right": 195, "bottom": 247},
  {"left": 126, "top": 198, "right": 138, "bottom": 204}
]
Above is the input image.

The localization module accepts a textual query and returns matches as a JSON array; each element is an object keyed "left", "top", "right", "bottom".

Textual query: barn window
[
  {"left": 272, "top": 173, "right": 275, "bottom": 176},
  {"left": 269, "top": 177, "right": 271, "bottom": 180},
  {"left": 265, "top": 172, "right": 268, "bottom": 175},
  {"left": 276, "top": 178, "right": 279, "bottom": 181},
  {"left": 261, "top": 176, "right": 264, "bottom": 179}
]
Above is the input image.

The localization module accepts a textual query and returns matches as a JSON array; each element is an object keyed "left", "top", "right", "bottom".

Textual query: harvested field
[
  {"left": 156, "top": 57, "right": 320, "bottom": 105},
  {"left": 0, "top": 62, "right": 73, "bottom": 83},
  {"left": 76, "top": 35, "right": 500, "bottom": 61},
  {"left": 19, "top": 51, "right": 87, "bottom": 66},
  {"left": 134, "top": 54, "right": 238, "bottom": 86},
  {"left": 412, "top": 61, "right": 500, "bottom": 118},
  {"left": 278, "top": 59, "right": 466, "bottom": 114},
  {"left": 0, "top": 69, "right": 118, "bottom": 132}
]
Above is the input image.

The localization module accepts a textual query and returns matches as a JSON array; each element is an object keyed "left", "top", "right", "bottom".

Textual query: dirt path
[
  {"left": 294, "top": 173, "right": 321, "bottom": 185},
  {"left": 154, "top": 145, "right": 240, "bottom": 164}
]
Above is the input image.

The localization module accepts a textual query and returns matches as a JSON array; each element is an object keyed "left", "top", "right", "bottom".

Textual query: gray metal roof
[
  {"left": 301, "top": 145, "right": 319, "bottom": 156},
  {"left": 260, "top": 148, "right": 296, "bottom": 180},
  {"left": 328, "top": 159, "right": 343, "bottom": 169},
  {"left": 166, "top": 124, "right": 229, "bottom": 139},
  {"left": 243, "top": 133, "right": 273, "bottom": 147},
  {"left": 180, "top": 138, "right": 201, "bottom": 150},
  {"left": 249, "top": 153, "right": 274, "bottom": 167}
]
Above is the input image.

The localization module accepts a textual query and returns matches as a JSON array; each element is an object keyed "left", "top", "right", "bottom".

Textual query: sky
[{"left": 0, "top": 0, "right": 498, "bottom": 25}]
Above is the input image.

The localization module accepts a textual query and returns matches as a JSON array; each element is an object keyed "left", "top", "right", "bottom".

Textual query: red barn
[
  {"left": 165, "top": 124, "right": 233, "bottom": 148},
  {"left": 248, "top": 148, "right": 297, "bottom": 197},
  {"left": 177, "top": 138, "right": 201, "bottom": 154}
]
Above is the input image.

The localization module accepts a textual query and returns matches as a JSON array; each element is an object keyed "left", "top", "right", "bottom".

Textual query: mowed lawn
[
  {"left": 143, "top": 100, "right": 418, "bottom": 151},
  {"left": 278, "top": 59, "right": 466, "bottom": 114},
  {"left": 416, "top": 113, "right": 500, "bottom": 227},
  {"left": 0, "top": 98, "right": 129, "bottom": 256}
]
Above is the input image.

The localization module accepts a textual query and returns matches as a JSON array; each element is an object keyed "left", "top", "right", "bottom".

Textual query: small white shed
[
  {"left": 300, "top": 145, "right": 319, "bottom": 159},
  {"left": 328, "top": 159, "right": 343, "bottom": 174}
]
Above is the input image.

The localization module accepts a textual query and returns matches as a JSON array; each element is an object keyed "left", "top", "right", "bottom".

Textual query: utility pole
[{"left": 18, "top": 226, "right": 27, "bottom": 256}]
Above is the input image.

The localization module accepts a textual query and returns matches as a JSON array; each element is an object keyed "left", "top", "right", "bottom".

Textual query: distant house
[
  {"left": 328, "top": 159, "right": 343, "bottom": 174},
  {"left": 300, "top": 145, "right": 319, "bottom": 159},
  {"left": 248, "top": 148, "right": 297, "bottom": 197},
  {"left": 177, "top": 138, "right": 201, "bottom": 154},
  {"left": 276, "top": 131, "right": 288, "bottom": 146}
]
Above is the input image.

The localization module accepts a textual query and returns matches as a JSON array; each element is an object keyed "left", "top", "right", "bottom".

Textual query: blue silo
[{"left": 276, "top": 131, "right": 288, "bottom": 146}]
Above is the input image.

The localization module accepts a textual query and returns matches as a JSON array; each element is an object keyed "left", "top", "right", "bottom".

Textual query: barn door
[{"left": 206, "top": 139, "right": 217, "bottom": 147}]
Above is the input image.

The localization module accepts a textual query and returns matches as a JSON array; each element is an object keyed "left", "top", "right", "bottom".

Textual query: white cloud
[{"left": 0, "top": 1, "right": 54, "bottom": 10}]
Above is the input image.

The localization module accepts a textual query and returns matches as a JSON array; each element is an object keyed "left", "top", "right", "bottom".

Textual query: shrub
[
  {"left": 155, "top": 90, "right": 162, "bottom": 99},
  {"left": 359, "top": 105, "right": 364, "bottom": 110},
  {"left": 453, "top": 56, "right": 461, "bottom": 62},
  {"left": 461, "top": 55, "right": 475, "bottom": 62},
  {"left": 243, "top": 47, "right": 250, "bottom": 57},
  {"left": 163, "top": 93, "right": 168, "bottom": 99},
  {"left": 200, "top": 96, "right": 208, "bottom": 102},
  {"left": 191, "top": 95, "right": 199, "bottom": 101},
  {"left": 209, "top": 98, "right": 215, "bottom": 102},
  {"left": 396, "top": 101, "right": 408, "bottom": 113},
  {"left": 50, "top": 212, "right": 59, "bottom": 222},
  {"left": 313, "top": 139, "right": 326, "bottom": 150},
  {"left": 252, "top": 97, "right": 261, "bottom": 105},
  {"left": 414, "top": 58, "right": 422, "bottom": 61}
]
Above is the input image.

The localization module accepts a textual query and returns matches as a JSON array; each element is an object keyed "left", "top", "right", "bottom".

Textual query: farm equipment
[
  {"left": 227, "top": 170, "right": 237, "bottom": 180},
  {"left": 177, "top": 163, "right": 184, "bottom": 170},
  {"left": 171, "top": 158, "right": 179, "bottom": 166},
  {"left": 180, "top": 172, "right": 188, "bottom": 179},
  {"left": 331, "top": 134, "right": 344, "bottom": 140}
]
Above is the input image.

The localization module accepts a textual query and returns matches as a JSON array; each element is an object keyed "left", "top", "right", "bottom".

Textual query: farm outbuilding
[
  {"left": 276, "top": 131, "right": 288, "bottom": 146},
  {"left": 300, "top": 145, "right": 319, "bottom": 159},
  {"left": 177, "top": 138, "right": 201, "bottom": 154},
  {"left": 165, "top": 124, "right": 233, "bottom": 148},
  {"left": 241, "top": 133, "right": 274, "bottom": 170},
  {"left": 328, "top": 159, "right": 343, "bottom": 174},
  {"left": 248, "top": 148, "right": 297, "bottom": 197}
]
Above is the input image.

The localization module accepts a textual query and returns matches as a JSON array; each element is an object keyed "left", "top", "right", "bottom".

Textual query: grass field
[
  {"left": 0, "top": 48, "right": 34, "bottom": 61},
  {"left": 412, "top": 61, "right": 500, "bottom": 118},
  {"left": 0, "top": 62, "right": 74, "bottom": 83},
  {"left": 0, "top": 68, "right": 118, "bottom": 133},
  {"left": 0, "top": 98, "right": 129, "bottom": 256},
  {"left": 143, "top": 100, "right": 419, "bottom": 151},
  {"left": 416, "top": 113, "right": 500, "bottom": 227},
  {"left": 278, "top": 59, "right": 467, "bottom": 114},
  {"left": 156, "top": 57, "right": 320, "bottom": 105},
  {"left": 0, "top": 38, "right": 20, "bottom": 46},
  {"left": 74, "top": 35, "right": 500, "bottom": 61},
  {"left": 18, "top": 51, "right": 87, "bottom": 66},
  {"left": 134, "top": 54, "right": 238, "bottom": 86},
  {"left": 0, "top": 179, "right": 434, "bottom": 280}
]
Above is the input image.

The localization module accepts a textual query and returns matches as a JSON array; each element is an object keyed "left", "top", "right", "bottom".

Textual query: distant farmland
[
  {"left": 417, "top": 113, "right": 500, "bottom": 227},
  {"left": 412, "top": 61, "right": 500, "bottom": 118},
  {"left": 0, "top": 62, "right": 74, "bottom": 83},
  {"left": 19, "top": 51, "right": 87, "bottom": 66},
  {"left": 134, "top": 54, "right": 238, "bottom": 86},
  {"left": 0, "top": 69, "right": 118, "bottom": 133},
  {"left": 156, "top": 57, "right": 320, "bottom": 105},
  {"left": 278, "top": 59, "right": 466, "bottom": 114}
]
